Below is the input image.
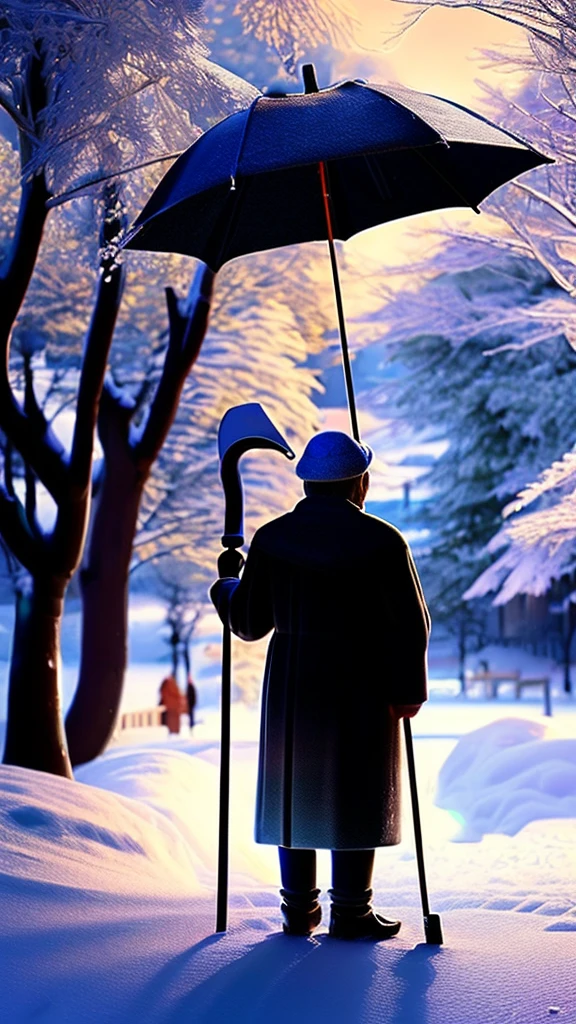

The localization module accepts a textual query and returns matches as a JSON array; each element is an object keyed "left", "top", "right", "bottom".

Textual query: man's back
[{"left": 235, "top": 494, "right": 429, "bottom": 704}]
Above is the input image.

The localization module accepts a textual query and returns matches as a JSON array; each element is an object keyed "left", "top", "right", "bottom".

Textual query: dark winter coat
[{"left": 211, "top": 495, "right": 430, "bottom": 850}]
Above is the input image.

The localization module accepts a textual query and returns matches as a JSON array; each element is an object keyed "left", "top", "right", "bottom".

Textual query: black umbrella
[{"left": 124, "top": 63, "right": 550, "bottom": 439}]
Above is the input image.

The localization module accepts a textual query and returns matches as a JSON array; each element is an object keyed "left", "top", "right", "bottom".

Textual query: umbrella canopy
[{"left": 124, "top": 76, "right": 550, "bottom": 270}]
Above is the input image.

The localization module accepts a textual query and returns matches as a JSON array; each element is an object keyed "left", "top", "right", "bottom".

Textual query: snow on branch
[
  {"left": 233, "top": 0, "right": 358, "bottom": 73},
  {"left": 0, "top": 0, "right": 259, "bottom": 194},
  {"left": 466, "top": 495, "right": 576, "bottom": 602},
  {"left": 503, "top": 450, "right": 576, "bottom": 514},
  {"left": 465, "top": 445, "right": 576, "bottom": 604},
  {"left": 389, "top": 0, "right": 576, "bottom": 77}
]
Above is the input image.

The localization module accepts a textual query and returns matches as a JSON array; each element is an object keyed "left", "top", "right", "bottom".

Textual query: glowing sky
[
  {"left": 338, "top": 0, "right": 528, "bottom": 266},
  {"left": 350, "top": 0, "right": 526, "bottom": 105}
]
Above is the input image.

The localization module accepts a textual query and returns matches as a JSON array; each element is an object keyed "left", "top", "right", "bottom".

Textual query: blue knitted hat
[{"left": 296, "top": 431, "right": 373, "bottom": 482}]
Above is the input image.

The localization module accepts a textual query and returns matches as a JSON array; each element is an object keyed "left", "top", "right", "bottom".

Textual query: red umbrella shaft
[{"left": 318, "top": 161, "right": 361, "bottom": 443}]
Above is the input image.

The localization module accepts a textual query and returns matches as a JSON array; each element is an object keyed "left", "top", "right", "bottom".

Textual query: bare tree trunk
[
  {"left": 65, "top": 435, "right": 145, "bottom": 765},
  {"left": 183, "top": 638, "right": 191, "bottom": 678},
  {"left": 170, "top": 628, "right": 181, "bottom": 679},
  {"left": 562, "top": 605, "right": 575, "bottom": 695},
  {"left": 3, "top": 579, "right": 70, "bottom": 775},
  {"left": 65, "top": 268, "right": 214, "bottom": 766},
  {"left": 0, "top": 170, "right": 124, "bottom": 776},
  {"left": 458, "top": 617, "right": 467, "bottom": 694}
]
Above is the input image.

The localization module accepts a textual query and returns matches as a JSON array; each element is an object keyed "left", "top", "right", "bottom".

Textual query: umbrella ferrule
[{"left": 230, "top": 176, "right": 236, "bottom": 191}]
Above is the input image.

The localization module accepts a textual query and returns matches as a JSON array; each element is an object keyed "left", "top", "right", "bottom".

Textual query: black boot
[
  {"left": 329, "top": 903, "right": 401, "bottom": 940},
  {"left": 328, "top": 884, "right": 401, "bottom": 941},
  {"left": 278, "top": 847, "right": 321, "bottom": 936},
  {"left": 280, "top": 888, "right": 322, "bottom": 936}
]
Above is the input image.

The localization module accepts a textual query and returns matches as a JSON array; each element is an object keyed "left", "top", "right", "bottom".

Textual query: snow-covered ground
[
  {"left": 1, "top": 597, "right": 575, "bottom": 1021},
  {"left": 2, "top": 698, "right": 575, "bottom": 1024}
]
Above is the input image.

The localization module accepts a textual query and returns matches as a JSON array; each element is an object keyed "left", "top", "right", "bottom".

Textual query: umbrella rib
[
  {"left": 413, "top": 146, "right": 481, "bottom": 214},
  {"left": 230, "top": 96, "right": 261, "bottom": 187},
  {"left": 361, "top": 153, "right": 393, "bottom": 203}
]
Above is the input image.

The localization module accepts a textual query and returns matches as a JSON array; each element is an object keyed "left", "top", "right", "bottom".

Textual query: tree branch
[
  {"left": 68, "top": 264, "right": 125, "bottom": 491},
  {"left": 0, "top": 91, "right": 34, "bottom": 136},
  {"left": 52, "top": 261, "right": 125, "bottom": 574},
  {"left": 5, "top": 2, "right": 107, "bottom": 24},
  {"left": 513, "top": 180, "right": 576, "bottom": 231},
  {"left": 0, "top": 55, "right": 70, "bottom": 504},
  {"left": 133, "top": 264, "right": 214, "bottom": 470},
  {"left": 22, "top": 356, "right": 43, "bottom": 538},
  {"left": 96, "top": 377, "right": 135, "bottom": 459},
  {"left": 55, "top": 190, "right": 126, "bottom": 576},
  {"left": 0, "top": 484, "right": 41, "bottom": 575},
  {"left": 3, "top": 439, "right": 16, "bottom": 499}
]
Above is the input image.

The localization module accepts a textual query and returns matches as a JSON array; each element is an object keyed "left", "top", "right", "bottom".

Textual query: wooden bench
[
  {"left": 514, "top": 677, "right": 552, "bottom": 717},
  {"left": 117, "top": 706, "right": 166, "bottom": 730},
  {"left": 465, "top": 671, "right": 520, "bottom": 700},
  {"left": 465, "top": 671, "right": 552, "bottom": 715}
]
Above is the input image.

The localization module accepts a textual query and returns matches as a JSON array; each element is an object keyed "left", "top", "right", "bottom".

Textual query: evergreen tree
[{"left": 366, "top": 254, "right": 576, "bottom": 683}]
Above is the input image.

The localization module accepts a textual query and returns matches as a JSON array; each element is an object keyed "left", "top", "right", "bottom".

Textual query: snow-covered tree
[
  {"left": 0, "top": 11, "right": 237, "bottom": 777},
  {"left": 377, "top": 3, "right": 576, "bottom": 684},
  {"left": 465, "top": 449, "right": 576, "bottom": 690},
  {"left": 0, "top": 1, "right": 257, "bottom": 202},
  {"left": 0, "top": 0, "right": 356, "bottom": 776},
  {"left": 364, "top": 252, "right": 576, "bottom": 682},
  {"left": 65, "top": 243, "right": 342, "bottom": 765},
  {"left": 388, "top": 0, "right": 576, "bottom": 318}
]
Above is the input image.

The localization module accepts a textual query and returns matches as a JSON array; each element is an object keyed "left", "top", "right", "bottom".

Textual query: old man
[{"left": 211, "top": 431, "right": 430, "bottom": 939}]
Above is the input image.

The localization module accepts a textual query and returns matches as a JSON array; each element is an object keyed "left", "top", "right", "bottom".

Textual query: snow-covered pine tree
[
  {"left": 377, "top": 3, "right": 576, "bottom": 681},
  {"left": 364, "top": 252, "right": 576, "bottom": 684},
  {"left": 465, "top": 448, "right": 576, "bottom": 691}
]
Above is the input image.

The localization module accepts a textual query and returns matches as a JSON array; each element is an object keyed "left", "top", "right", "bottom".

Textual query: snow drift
[
  {"left": 0, "top": 762, "right": 201, "bottom": 894},
  {"left": 436, "top": 717, "right": 576, "bottom": 841}
]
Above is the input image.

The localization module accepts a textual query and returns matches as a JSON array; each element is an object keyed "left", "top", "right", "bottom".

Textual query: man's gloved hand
[{"left": 217, "top": 548, "right": 245, "bottom": 578}]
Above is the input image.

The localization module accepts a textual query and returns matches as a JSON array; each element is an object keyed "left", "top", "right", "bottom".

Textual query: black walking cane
[
  {"left": 216, "top": 403, "right": 295, "bottom": 933},
  {"left": 403, "top": 717, "right": 444, "bottom": 944}
]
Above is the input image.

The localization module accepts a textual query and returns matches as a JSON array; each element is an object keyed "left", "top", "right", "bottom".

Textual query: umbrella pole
[
  {"left": 216, "top": 619, "right": 232, "bottom": 932},
  {"left": 318, "top": 161, "right": 361, "bottom": 443}
]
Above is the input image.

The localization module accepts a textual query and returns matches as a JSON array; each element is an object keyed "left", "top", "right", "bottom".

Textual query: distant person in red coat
[
  {"left": 159, "top": 674, "right": 182, "bottom": 735},
  {"left": 211, "top": 431, "right": 430, "bottom": 941}
]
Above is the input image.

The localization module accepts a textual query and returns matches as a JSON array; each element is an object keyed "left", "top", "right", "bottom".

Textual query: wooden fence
[{"left": 116, "top": 706, "right": 166, "bottom": 731}]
